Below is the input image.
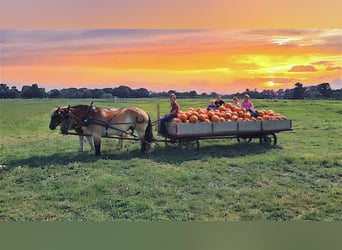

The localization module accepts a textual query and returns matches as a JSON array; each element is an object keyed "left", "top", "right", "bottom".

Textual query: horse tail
[{"left": 141, "top": 115, "right": 153, "bottom": 152}]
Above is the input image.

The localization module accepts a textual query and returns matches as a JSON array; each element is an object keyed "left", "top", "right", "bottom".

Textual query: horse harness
[{"left": 66, "top": 105, "right": 149, "bottom": 138}]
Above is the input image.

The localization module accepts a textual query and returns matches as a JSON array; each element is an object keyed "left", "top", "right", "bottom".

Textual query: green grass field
[{"left": 0, "top": 98, "right": 341, "bottom": 221}]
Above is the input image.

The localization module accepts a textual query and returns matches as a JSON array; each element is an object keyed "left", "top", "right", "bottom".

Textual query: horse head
[
  {"left": 49, "top": 107, "right": 61, "bottom": 130},
  {"left": 59, "top": 105, "right": 87, "bottom": 134}
]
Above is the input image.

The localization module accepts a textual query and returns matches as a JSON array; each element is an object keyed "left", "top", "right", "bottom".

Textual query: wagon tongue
[{"left": 60, "top": 127, "right": 69, "bottom": 134}]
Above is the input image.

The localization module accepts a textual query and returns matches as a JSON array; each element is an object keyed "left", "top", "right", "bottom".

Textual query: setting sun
[{"left": 268, "top": 81, "right": 275, "bottom": 87}]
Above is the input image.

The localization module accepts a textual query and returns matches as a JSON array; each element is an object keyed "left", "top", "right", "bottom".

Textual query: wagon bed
[{"left": 162, "top": 119, "right": 292, "bottom": 149}]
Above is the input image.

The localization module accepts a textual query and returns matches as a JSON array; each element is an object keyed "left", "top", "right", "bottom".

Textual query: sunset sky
[{"left": 1, "top": 29, "right": 341, "bottom": 94}]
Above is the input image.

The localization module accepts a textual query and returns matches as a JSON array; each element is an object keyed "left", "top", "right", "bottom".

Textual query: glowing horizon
[{"left": 1, "top": 29, "right": 341, "bottom": 94}]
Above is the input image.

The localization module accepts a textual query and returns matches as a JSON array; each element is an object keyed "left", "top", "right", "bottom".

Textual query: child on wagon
[
  {"left": 232, "top": 96, "right": 241, "bottom": 107},
  {"left": 207, "top": 99, "right": 217, "bottom": 110},
  {"left": 241, "top": 94, "right": 258, "bottom": 117}
]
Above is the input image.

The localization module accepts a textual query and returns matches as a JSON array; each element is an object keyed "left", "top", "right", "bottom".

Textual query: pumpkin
[
  {"left": 171, "top": 118, "right": 182, "bottom": 123},
  {"left": 210, "top": 115, "right": 219, "bottom": 122},
  {"left": 189, "top": 115, "right": 199, "bottom": 123},
  {"left": 178, "top": 113, "right": 188, "bottom": 122}
]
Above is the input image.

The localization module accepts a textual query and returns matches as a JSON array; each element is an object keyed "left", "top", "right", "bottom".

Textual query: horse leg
[
  {"left": 117, "top": 138, "right": 124, "bottom": 150},
  {"left": 140, "top": 117, "right": 153, "bottom": 153},
  {"left": 117, "top": 133, "right": 127, "bottom": 150},
  {"left": 93, "top": 137, "right": 101, "bottom": 156},
  {"left": 78, "top": 135, "right": 84, "bottom": 152},
  {"left": 86, "top": 135, "right": 95, "bottom": 151}
]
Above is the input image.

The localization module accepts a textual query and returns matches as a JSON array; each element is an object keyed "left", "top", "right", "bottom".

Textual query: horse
[
  {"left": 58, "top": 104, "right": 153, "bottom": 156},
  {"left": 49, "top": 106, "right": 126, "bottom": 152}
]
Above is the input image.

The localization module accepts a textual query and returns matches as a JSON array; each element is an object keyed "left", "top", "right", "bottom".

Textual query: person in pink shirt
[{"left": 241, "top": 94, "right": 258, "bottom": 117}]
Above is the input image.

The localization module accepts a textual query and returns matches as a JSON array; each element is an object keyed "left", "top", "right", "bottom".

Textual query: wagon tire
[
  {"left": 260, "top": 133, "right": 277, "bottom": 145},
  {"left": 179, "top": 140, "right": 199, "bottom": 150},
  {"left": 237, "top": 137, "right": 252, "bottom": 143}
]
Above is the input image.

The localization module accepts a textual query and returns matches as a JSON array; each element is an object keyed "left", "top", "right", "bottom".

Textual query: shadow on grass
[
  {"left": 6, "top": 140, "right": 282, "bottom": 168},
  {"left": 7, "top": 152, "right": 100, "bottom": 169},
  {"left": 147, "top": 141, "right": 282, "bottom": 164}
]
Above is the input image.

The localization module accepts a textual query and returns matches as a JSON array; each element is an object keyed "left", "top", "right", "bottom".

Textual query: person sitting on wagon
[
  {"left": 232, "top": 96, "right": 241, "bottom": 107},
  {"left": 158, "top": 93, "right": 179, "bottom": 136},
  {"left": 241, "top": 94, "right": 258, "bottom": 117},
  {"left": 214, "top": 95, "right": 225, "bottom": 108},
  {"left": 207, "top": 99, "right": 217, "bottom": 110}
]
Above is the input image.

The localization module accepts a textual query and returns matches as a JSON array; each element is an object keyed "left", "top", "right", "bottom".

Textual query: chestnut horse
[
  {"left": 57, "top": 104, "right": 153, "bottom": 156},
  {"left": 49, "top": 106, "right": 126, "bottom": 152}
]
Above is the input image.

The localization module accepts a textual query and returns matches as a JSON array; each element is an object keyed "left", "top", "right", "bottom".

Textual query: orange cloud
[
  {"left": 288, "top": 65, "right": 317, "bottom": 72},
  {"left": 1, "top": 29, "right": 341, "bottom": 93},
  {"left": 326, "top": 65, "right": 342, "bottom": 71}
]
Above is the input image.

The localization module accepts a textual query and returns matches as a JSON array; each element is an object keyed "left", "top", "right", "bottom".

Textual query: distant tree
[
  {"left": 188, "top": 90, "right": 197, "bottom": 98},
  {"left": 102, "top": 88, "right": 114, "bottom": 94},
  {"left": 113, "top": 85, "right": 131, "bottom": 98},
  {"left": 0, "top": 84, "right": 19, "bottom": 98},
  {"left": 283, "top": 89, "right": 294, "bottom": 99},
  {"left": 47, "top": 89, "right": 62, "bottom": 98},
  {"left": 307, "top": 90, "right": 323, "bottom": 99},
  {"left": 79, "top": 88, "right": 92, "bottom": 98},
  {"left": 131, "top": 88, "right": 149, "bottom": 98},
  {"left": 210, "top": 92, "right": 218, "bottom": 97},
  {"left": 91, "top": 89, "right": 105, "bottom": 98},
  {"left": 293, "top": 82, "right": 306, "bottom": 99},
  {"left": 61, "top": 88, "right": 78, "bottom": 98},
  {"left": 31, "top": 84, "right": 46, "bottom": 98},
  {"left": 21, "top": 85, "right": 33, "bottom": 98},
  {"left": 332, "top": 89, "right": 342, "bottom": 100},
  {"left": 317, "top": 83, "right": 332, "bottom": 98}
]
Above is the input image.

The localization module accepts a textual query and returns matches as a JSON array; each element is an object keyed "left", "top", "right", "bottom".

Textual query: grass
[{"left": 0, "top": 98, "right": 341, "bottom": 221}]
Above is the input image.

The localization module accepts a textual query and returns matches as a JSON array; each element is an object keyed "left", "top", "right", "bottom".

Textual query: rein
[{"left": 84, "top": 118, "right": 137, "bottom": 137}]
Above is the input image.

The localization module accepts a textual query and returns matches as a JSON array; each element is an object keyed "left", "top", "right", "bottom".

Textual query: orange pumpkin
[
  {"left": 230, "top": 115, "right": 238, "bottom": 121},
  {"left": 198, "top": 114, "right": 206, "bottom": 122},
  {"left": 218, "top": 106, "right": 225, "bottom": 111},
  {"left": 210, "top": 115, "right": 219, "bottom": 122},
  {"left": 258, "top": 111, "right": 265, "bottom": 117},
  {"left": 178, "top": 113, "right": 188, "bottom": 122},
  {"left": 207, "top": 110, "right": 215, "bottom": 117},
  {"left": 225, "top": 103, "right": 233, "bottom": 109},
  {"left": 171, "top": 118, "right": 182, "bottom": 123},
  {"left": 189, "top": 115, "right": 199, "bottom": 123},
  {"left": 243, "top": 113, "right": 251, "bottom": 119}
]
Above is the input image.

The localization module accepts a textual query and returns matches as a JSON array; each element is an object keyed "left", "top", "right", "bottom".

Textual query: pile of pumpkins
[{"left": 171, "top": 103, "right": 287, "bottom": 123}]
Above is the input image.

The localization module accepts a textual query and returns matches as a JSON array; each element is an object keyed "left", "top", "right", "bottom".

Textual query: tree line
[{"left": 1, "top": 82, "right": 341, "bottom": 100}]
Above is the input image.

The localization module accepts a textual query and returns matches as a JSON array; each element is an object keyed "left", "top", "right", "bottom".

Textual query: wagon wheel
[
  {"left": 179, "top": 139, "right": 200, "bottom": 150},
  {"left": 151, "top": 141, "right": 160, "bottom": 151},
  {"left": 237, "top": 137, "right": 252, "bottom": 143},
  {"left": 164, "top": 138, "right": 178, "bottom": 148},
  {"left": 260, "top": 133, "right": 277, "bottom": 145}
]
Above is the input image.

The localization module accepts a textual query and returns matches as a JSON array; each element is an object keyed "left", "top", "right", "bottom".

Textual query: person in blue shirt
[{"left": 207, "top": 99, "right": 217, "bottom": 110}]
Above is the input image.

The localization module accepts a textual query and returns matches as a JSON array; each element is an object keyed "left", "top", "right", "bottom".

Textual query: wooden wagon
[{"left": 160, "top": 119, "right": 292, "bottom": 149}]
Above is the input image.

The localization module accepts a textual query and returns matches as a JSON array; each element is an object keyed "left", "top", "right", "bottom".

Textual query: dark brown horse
[{"left": 56, "top": 105, "right": 153, "bottom": 156}]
